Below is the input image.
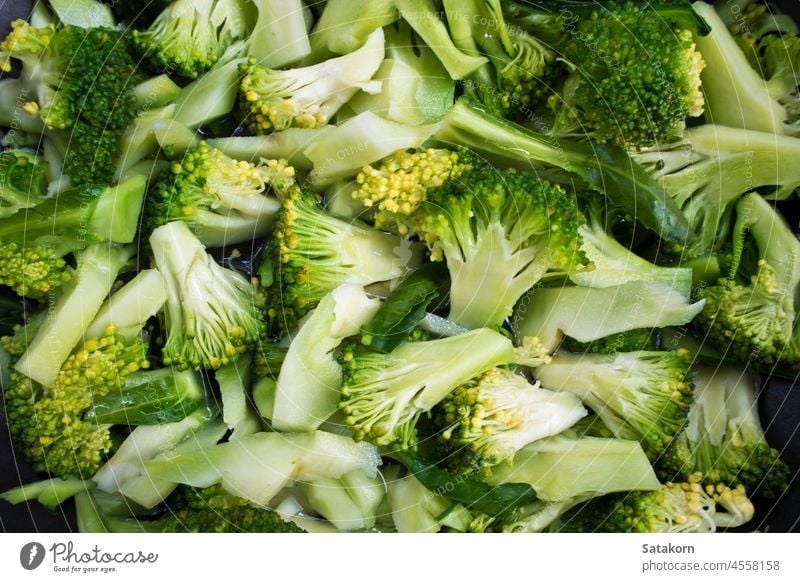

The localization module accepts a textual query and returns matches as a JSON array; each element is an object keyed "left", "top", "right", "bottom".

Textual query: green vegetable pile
[{"left": 0, "top": 0, "right": 796, "bottom": 533}]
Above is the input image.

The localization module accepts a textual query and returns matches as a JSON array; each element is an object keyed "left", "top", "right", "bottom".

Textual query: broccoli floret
[
  {"left": 433, "top": 367, "right": 587, "bottom": 477},
  {"left": 339, "top": 328, "right": 519, "bottom": 449},
  {"left": 265, "top": 185, "right": 418, "bottom": 335},
  {"left": 535, "top": 350, "right": 694, "bottom": 462},
  {"left": 560, "top": 1, "right": 705, "bottom": 148},
  {"left": 352, "top": 147, "right": 480, "bottom": 234},
  {"left": 0, "top": 176, "right": 147, "bottom": 300},
  {"left": 694, "top": 193, "right": 800, "bottom": 366},
  {"left": 436, "top": 97, "right": 691, "bottom": 245},
  {"left": 149, "top": 221, "right": 267, "bottom": 370},
  {"left": 415, "top": 167, "right": 587, "bottom": 329},
  {"left": 443, "top": 0, "right": 559, "bottom": 117},
  {"left": 133, "top": 0, "right": 252, "bottom": 79},
  {"left": 146, "top": 141, "right": 293, "bottom": 246},
  {"left": 0, "top": 150, "right": 48, "bottom": 219},
  {"left": 239, "top": 28, "right": 385, "bottom": 134},
  {"left": 559, "top": 475, "right": 755, "bottom": 533},
  {"left": 1, "top": 22, "right": 143, "bottom": 185},
  {"left": 156, "top": 485, "right": 305, "bottom": 533},
  {"left": 3, "top": 328, "right": 149, "bottom": 478},
  {"left": 631, "top": 125, "right": 800, "bottom": 258},
  {"left": 659, "top": 365, "right": 790, "bottom": 498},
  {"left": 693, "top": 1, "right": 797, "bottom": 135}
]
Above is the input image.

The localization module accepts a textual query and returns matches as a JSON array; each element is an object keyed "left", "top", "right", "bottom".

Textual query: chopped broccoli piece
[
  {"left": 433, "top": 367, "right": 587, "bottom": 477},
  {"left": 514, "top": 281, "right": 705, "bottom": 352},
  {"left": 4, "top": 327, "right": 149, "bottom": 478},
  {"left": 353, "top": 147, "right": 480, "bottom": 234},
  {"left": 0, "top": 176, "right": 147, "bottom": 301},
  {"left": 149, "top": 221, "right": 267, "bottom": 370},
  {"left": 694, "top": 193, "right": 800, "bottom": 366},
  {"left": 239, "top": 28, "right": 384, "bottom": 134},
  {"left": 307, "top": 0, "right": 398, "bottom": 61},
  {"left": 1, "top": 476, "right": 95, "bottom": 511},
  {"left": 561, "top": 328, "right": 661, "bottom": 355},
  {"left": 535, "top": 350, "right": 695, "bottom": 462},
  {"left": 559, "top": 475, "right": 755, "bottom": 532},
  {"left": 247, "top": 0, "right": 310, "bottom": 68},
  {"left": 693, "top": 1, "right": 795, "bottom": 134},
  {"left": 265, "top": 185, "right": 418, "bottom": 335},
  {"left": 416, "top": 167, "right": 588, "bottom": 329},
  {"left": 156, "top": 485, "right": 305, "bottom": 532},
  {"left": 133, "top": 0, "right": 253, "bottom": 79},
  {"left": 660, "top": 365, "right": 790, "bottom": 498},
  {"left": 146, "top": 141, "right": 293, "bottom": 246},
  {"left": 339, "top": 328, "right": 519, "bottom": 449}
]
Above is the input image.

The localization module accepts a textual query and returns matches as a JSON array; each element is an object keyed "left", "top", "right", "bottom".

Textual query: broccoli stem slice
[
  {"left": 307, "top": 0, "right": 399, "bottom": 62},
  {"left": 513, "top": 281, "right": 706, "bottom": 352},
  {"left": 436, "top": 98, "right": 691, "bottom": 244},
  {"left": 394, "top": 0, "right": 488, "bottom": 80},
  {"left": 1, "top": 476, "right": 95, "bottom": 511},
  {"left": 693, "top": 1, "right": 788, "bottom": 134},
  {"left": 216, "top": 353, "right": 261, "bottom": 438},
  {"left": 248, "top": 0, "right": 310, "bottom": 68},
  {"left": 14, "top": 243, "right": 135, "bottom": 387}
]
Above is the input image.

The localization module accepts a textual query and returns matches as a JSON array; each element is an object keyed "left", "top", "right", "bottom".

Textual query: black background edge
[{"left": 0, "top": 0, "right": 799, "bottom": 533}]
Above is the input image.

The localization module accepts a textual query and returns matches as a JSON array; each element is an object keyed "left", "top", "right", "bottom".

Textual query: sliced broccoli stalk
[
  {"left": 558, "top": 475, "right": 755, "bottom": 533},
  {"left": 130, "top": 74, "right": 183, "bottom": 110},
  {"left": 435, "top": 97, "right": 691, "bottom": 245},
  {"left": 216, "top": 353, "right": 261, "bottom": 439},
  {"left": 85, "top": 368, "right": 205, "bottom": 426},
  {"left": 660, "top": 365, "right": 790, "bottom": 498},
  {"left": 239, "top": 28, "right": 384, "bottom": 135},
  {"left": 247, "top": 0, "right": 310, "bottom": 68},
  {"left": 84, "top": 269, "right": 167, "bottom": 342},
  {"left": 693, "top": 1, "right": 790, "bottom": 134},
  {"left": 325, "top": 180, "right": 369, "bottom": 221},
  {"left": 206, "top": 127, "right": 331, "bottom": 171},
  {"left": 98, "top": 413, "right": 227, "bottom": 509},
  {"left": 272, "top": 285, "right": 380, "bottom": 432},
  {"left": 0, "top": 150, "right": 49, "bottom": 219},
  {"left": 142, "top": 431, "right": 381, "bottom": 506},
  {"left": 343, "top": 22, "right": 455, "bottom": 126},
  {"left": 1, "top": 476, "right": 95, "bottom": 511},
  {"left": 694, "top": 193, "right": 800, "bottom": 366},
  {"left": 434, "top": 367, "right": 587, "bottom": 477},
  {"left": 394, "top": 0, "right": 488, "bottom": 81},
  {"left": 535, "top": 350, "right": 695, "bottom": 462},
  {"left": 14, "top": 243, "right": 135, "bottom": 387},
  {"left": 172, "top": 46, "right": 248, "bottom": 128},
  {"left": 487, "top": 434, "right": 661, "bottom": 501},
  {"left": 305, "top": 111, "right": 441, "bottom": 187},
  {"left": 561, "top": 328, "right": 661, "bottom": 355},
  {"left": 416, "top": 167, "right": 587, "bottom": 329},
  {"left": 631, "top": 125, "right": 800, "bottom": 257},
  {"left": 252, "top": 377, "right": 277, "bottom": 421},
  {"left": 132, "top": 0, "right": 253, "bottom": 79},
  {"left": 571, "top": 198, "right": 694, "bottom": 296},
  {"left": 0, "top": 174, "right": 147, "bottom": 246},
  {"left": 49, "top": 0, "right": 115, "bottom": 28},
  {"left": 513, "top": 281, "right": 706, "bottom": 352},
  {"left": 149, "top": 221, "right": 267, "bottom": 370},
  {"left": 386, "top": 470, "right": 454, "bottom": 533},
  {"left": 301, "top": 469, "right": 385, "bottom": 531},
  {"left": 339, "top": 327, "right": 518, "bottom": 448},
  {"left": 307, "top": 0, "right": 399, "bottom": 62}
]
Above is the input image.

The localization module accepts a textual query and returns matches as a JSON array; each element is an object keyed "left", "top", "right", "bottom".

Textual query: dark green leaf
[
  {"left": 362, "top": 263, "right": 449, "bottom": 352},
  {"left": 393, "top": 451, "right": 537, "bottom": 517}
]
